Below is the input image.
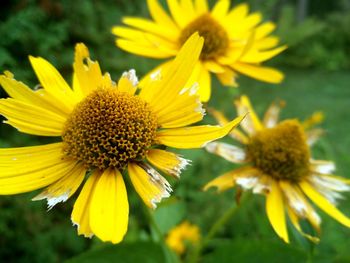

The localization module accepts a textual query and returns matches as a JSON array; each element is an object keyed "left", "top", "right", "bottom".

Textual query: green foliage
[
  {"left": 202, "top": 239, "right": 307, "bottom": 263},
  {"left": 276, "top": 6, "right": 350, "bottom": 70},
  {"left": 65, "top": 241, "right": 165, "bottom": 263}
]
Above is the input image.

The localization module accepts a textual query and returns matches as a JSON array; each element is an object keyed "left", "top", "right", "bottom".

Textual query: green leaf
[
  {"left": 65, "top": 241, "right": 165, "bottom": 263},
  {"left": 202, "top": 239, "right": 307, "bottom": 263},
  {"left": 153, "top": 200, "right": 186, "bottom": 234}
]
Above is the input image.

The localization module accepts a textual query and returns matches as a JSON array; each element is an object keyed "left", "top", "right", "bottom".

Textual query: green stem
[
  {"left": 188, "top": 192, "right": 251, "bottom": 263},
  {"left": 144, "top": 206, "right": 179, "bottom": 263}
]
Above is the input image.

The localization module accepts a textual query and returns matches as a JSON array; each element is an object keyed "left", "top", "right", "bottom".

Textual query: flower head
[
  {"left": 0, "top": 33, "right": 243, "bottom": 244},
  {"left": 166, "top": 221, "right": 201, "bottom": 254},
  {"left": 204, "top": 95, "right": 350, "bottom": 243},
  {"left": 112, "top": 0, "right": 286, "bottom": 102}
]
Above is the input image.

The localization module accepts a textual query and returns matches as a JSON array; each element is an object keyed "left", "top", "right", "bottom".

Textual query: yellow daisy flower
[
  {"left": 0, "top": 34, "right": 243, "bottom": 244},
  {"left": 204, "top": 95, "right": 350, "bottom": 243},
  {"left": 112, "top": 0, "right": 286, "bottom": 102},
  {"left": 166, "top": 221, "right": 201, "bottom": 254}
]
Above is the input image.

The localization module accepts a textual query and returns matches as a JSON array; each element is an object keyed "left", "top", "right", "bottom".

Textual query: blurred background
[{"left": 0, "top": 0, "right": 350, "bottom": 262}]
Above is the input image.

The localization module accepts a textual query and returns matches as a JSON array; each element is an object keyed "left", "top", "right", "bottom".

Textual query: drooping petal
[
  {"left": 33, "top": 163, "right": 86, "bottom": 209},
  {"left": 216, "top": 68, "right": 238, "bottom": 87},
  {"left": 156, "top": 115, "right": 244, "bottom": 149},
  {"left": 287, "top": 206, "right": 320, "bottom": 243},
  {"left": 29, "top": 56, "right": 78, "bottom": 113},
  {"left": 235, "top": 95, "right": 263, "bottom": 135},
  {"left": 262, "top": 100, "right": 284, "bottom": 128},
  {"left": 203, "top": 170, "right": 236, "bottom": 192},
  {"left": 146, "top": 149, "right": 190, "bottom": 178},
  {"left": 71, "top": 170, "right": 100, "bottom": 238},
  {"left": 0, "top": 98, "right": 66, "bottom": 136},
  {"left": 310, "top": 159, "right": 336, "bottom": 175},
  {"left": 300, "top": 181, "right": 350, "bottom": 227},
  {"left": 305, "top": 128, "right": 324, "bottom": 146},
  {"left": 128, "top": 163, "right": 172, "bottom": 208},
  {"left": 266, "top": 180, "right": 289, "bottom": 243},
  {"left": 89, "top": 168, "right": 129, "bottom": 244},
  {"left": 205, "top": 142, "right": 247, "bottom": 163},
  {"left": 0, "top": 143, "right": 76, "bottom": 194}
]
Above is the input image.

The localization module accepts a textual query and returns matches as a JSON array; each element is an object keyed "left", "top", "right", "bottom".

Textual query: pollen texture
[
  {"left": 247, "top": 120, "right": 310, "bottom": 182},
  {"left": 179, "top": 14, "right": 229, "bottom": 60},
  {"left": 62, "top": 88, "right": 158, "bottom": 170}
]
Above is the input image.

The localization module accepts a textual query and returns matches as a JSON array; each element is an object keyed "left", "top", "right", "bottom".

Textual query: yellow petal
[
  {"left": 122, "top": 17, "right": 178, "bottom": 41},
  {"left": 194, "top": 0, "right": 208, "bottom": 14},
  {"left": 300, "top": 181, "right": 350, "bottom": 227},
  {"left": 73, "top": 43, "right": 113, "bottom": 97},
  {"left": 211, "top": 0, "right": 230, "bottom": 19},
  {"left": 0, "top": 98, "right": 65, "bottom": 136},
  {"left": 167, "top": 0, "right": 188, "bottom": 27},
  {"left": 0, "top": 72, "right": 68, "bottom": 118},
  {"left": 216, "top": 68, "right": 238, "bottom": 87},
  {"left": 203, "top": 60, "right": 226, "bottom": 73},
  {"left": 117, "top": 69, "right": 138, "bottom": 95},
  {"left": 141, "top": 33, "right": 203, "bottom": 112},
  {"left": 232, "top": 62, "right": 284, "bottom": 84},
  {"left": 235, "top": 95, "right": 263, "bottom": 135},
  {"left": 147, "top": 0, "right": 178, "bottom": 30},
  {"left": 29, "top": 56, "right": 78, "bottom": 112},
  {"left": 146, "top": 149, "right": 190, "bottom": 178},
  {"left": 156, "top": 84, "right": 204, "bottom": 128},
  {"left": 156, "top": 115, "right": 244, "bottom": 149},
  {"left": 208, "top": 108, "right": 249, "bottom": 144},
  {"left": 255, "top": 22, "right": 276, "bottom": 39},
  {"left": 90, "top": 168, "right": 129, "bottom": 244},
  {"left": 266, "top": 180, "right": 289, "bottom": 243},
  {"left": 71, "top": 170, "right": 100, "bottom": 238},
  {"left": 32, "top": 163, "right": 86, "bottom": 209},
  {"left": 116, "top": 39, "right": 175, "bottom": 58},
  {"left": 0, "top": 144, "right": 76, "bottom": 194},
  {"left": 240, "top": 45, "right": 287, "bottom": 63},
  {"left": 128, "top": 163, "right": 172, "bottom": 208},
  {"left": 185, "top": 62, "right": 211, "bottom": 102},
  {"left": 203, "top": 170, "right": 236, "bottom": 192}
]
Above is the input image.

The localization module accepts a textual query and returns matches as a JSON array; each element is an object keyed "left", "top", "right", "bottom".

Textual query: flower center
[
  {"left": 179, "top": 14, "right": 229, "bottom": 60},
  {"left": 247, "top": 120, "right": 310, "bottom": 182},
  {"left": 62, "top": 88, "right": 158, "bottom": 171}
]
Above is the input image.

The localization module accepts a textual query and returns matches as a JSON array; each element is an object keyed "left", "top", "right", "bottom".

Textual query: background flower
[{"left": 112, "top": 0, "right": 286, "bottom": 102}]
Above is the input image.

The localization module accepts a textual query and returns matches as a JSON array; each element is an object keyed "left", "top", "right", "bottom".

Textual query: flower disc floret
[
  {"left": 179, "top": 14, "right": 229, "bottom": 60},
  {"left": 247, "top": 120, "right": 310, "bottom": 182},
  {"left": 62, "top": 88, "right": 158, "bottom": 170}
]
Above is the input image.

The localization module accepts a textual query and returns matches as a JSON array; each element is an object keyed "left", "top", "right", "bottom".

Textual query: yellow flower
[
  {"left": 166, "top": 221, "right": 201, "bottom": 254},
  {"left": 112, "top": 0, "right": 286, "bottom": 102},
  {"left": 0, "top": 34, "right": 243, "bottom": 244},
  {"left": 204, "top": 95, "right": 350, "bottom": 243}
]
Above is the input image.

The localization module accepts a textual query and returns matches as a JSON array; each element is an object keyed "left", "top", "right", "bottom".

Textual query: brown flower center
[
  {"left": 179, "top": 14, "right": 229, "bottom": 60},
  {"left": 247, "top": 120, "right": 310, "bottom": 182},
  {"left": 62, "top": 88, "right": 158, "bottom": 171}
]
